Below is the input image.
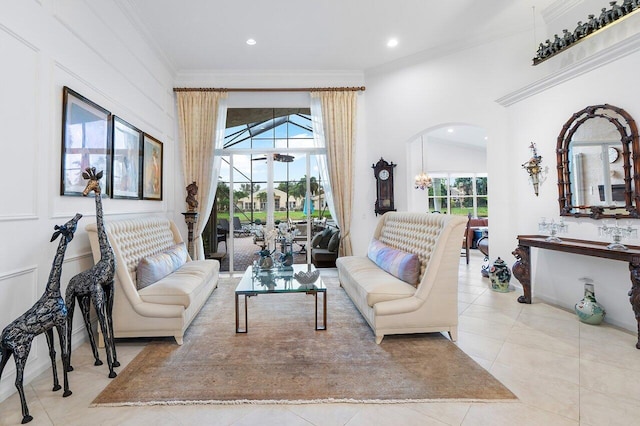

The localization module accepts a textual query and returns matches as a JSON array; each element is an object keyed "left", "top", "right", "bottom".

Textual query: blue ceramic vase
[{"left": 488, "top": 257, "right": 511, "bottom": 292}]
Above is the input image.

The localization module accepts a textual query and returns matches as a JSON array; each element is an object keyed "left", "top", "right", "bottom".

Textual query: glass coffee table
[{"left": 235, "top": 263, "right": 327, "bottom": 333}]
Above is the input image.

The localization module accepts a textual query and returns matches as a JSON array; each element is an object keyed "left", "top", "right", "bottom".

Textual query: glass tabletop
[{"left": 236, "top": 263, "right": 325, "bottom": 294}]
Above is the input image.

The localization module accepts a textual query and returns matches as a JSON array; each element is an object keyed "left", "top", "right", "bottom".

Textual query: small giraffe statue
[
  {"left": 65, "top": 167, "right": 119, "bottom": 378},
  {"left": 0, "top": 213, "right": 81, "bottom": 424}
]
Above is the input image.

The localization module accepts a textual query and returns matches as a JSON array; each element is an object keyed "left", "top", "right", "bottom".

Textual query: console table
[{"left": 512, "top": 235, "right": 640, "bottom": 349}]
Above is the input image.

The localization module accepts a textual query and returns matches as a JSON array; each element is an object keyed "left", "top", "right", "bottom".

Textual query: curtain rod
[{"left": 173, "top": 86, "right": 365, "bottom": 93}]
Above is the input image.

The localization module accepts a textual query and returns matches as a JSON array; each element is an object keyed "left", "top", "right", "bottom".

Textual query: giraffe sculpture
[
  {"left": 0, "top": 213, "right": 81, "bottom": 424},
  {"left": 65, "top": 167, "right": 119, "bottom": 378}
]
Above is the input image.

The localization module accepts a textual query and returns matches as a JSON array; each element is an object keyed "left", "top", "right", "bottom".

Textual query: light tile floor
[{"left": 1, "top": 251, "right": 639, "bottom": 425}]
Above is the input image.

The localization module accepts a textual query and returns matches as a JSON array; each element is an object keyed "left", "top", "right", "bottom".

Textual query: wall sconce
[
  {"left": 415, "top": 136, "right": 432, "bottom": 190},
  {"left": 522, "top": 142, "right": 543, "bottom": 196}
]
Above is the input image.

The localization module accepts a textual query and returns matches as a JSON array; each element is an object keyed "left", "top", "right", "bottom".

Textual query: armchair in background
[
  {"left": 311, "top": 226, "right": 340, "bottom": 268},
  {"left": 462, "top": 214, "right": 488, "bottom": 264}
]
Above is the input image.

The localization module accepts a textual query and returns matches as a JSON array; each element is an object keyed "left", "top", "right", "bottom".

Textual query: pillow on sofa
[
  {"left": 319, "top": 227, "right": 333, "bottom": 248},
  {"left": 136, "top": 243, "right": 188, "bottom": 290},
  {"left": 327, "top": 230, "right": 340, "bottom": 252},
  {"left": 367, "top": 238, "right": 420, "bottom": 286},
  {"left": 311, "top": 232, "right": 324, "bottom": 248}
]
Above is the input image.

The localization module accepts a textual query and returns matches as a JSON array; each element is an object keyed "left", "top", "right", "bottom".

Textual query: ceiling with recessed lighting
[{"left": 123, "top": 0, "right": 558, "bottom": 72}]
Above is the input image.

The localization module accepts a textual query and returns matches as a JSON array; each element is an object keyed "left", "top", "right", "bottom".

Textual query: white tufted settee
[
  {"left": 86, "top": 217, "right": 219, "bottom": 345},
  {"left": 336, "top": 212, "right": 466, "bottom": 344}
]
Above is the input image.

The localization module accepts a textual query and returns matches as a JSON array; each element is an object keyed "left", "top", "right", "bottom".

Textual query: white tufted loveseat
[
  {"left": 337, "top": 212, "right": 466, "bottom": 344},
  {"left": 86, "top": 217, "right": 219, "bottom": 345}
]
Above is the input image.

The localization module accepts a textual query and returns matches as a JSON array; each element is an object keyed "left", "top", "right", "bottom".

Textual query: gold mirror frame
[{"left": 557, "top": 104, "right": 640, "bottom": 219}]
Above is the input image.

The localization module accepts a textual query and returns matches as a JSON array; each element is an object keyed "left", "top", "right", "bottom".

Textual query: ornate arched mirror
[{"left": 557, "top": 104, "right": 640, "bottom": 219}]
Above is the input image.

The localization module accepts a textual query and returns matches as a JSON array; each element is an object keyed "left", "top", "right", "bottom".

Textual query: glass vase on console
[{"left": 538, "top": 217, "right": 567, "bottom": 242}]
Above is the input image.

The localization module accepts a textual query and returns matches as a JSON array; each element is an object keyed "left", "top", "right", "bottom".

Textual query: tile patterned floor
[{"left": 1, "top": 251, "right": 639, "bottom": 425}]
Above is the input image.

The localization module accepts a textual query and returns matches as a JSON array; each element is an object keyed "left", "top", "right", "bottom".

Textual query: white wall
[
  {"left": 505, "top": 48, "right": 640, "bottom": 331},
  {"left": 361, "top": 6, "right": 640, "bottom": 334},
  {"left": 0, "top": 0, "right": 174, "bottom": 402}
]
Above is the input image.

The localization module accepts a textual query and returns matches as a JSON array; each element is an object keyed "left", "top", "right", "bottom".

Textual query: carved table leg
[
  {"left": 512, "top": 245, "right": 531, "bottom": 304},
  {"left": 628, "top": 261, "right": 640, "bottom": 349}
]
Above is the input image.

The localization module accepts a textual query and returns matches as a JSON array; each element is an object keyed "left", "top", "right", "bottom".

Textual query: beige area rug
[{"left": 92, "top": 277, "right": 516, "bottom": 406}]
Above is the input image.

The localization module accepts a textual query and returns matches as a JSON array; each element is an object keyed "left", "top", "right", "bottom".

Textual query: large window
[
  {"left": 217, "top": 108, "right": 330, "bottom": 223},
  {"left": 203, "top": 108, "right": 333, "bottom": 268},
  {"left": 428, "top": 173, "right": 488, "bottom": 217}
]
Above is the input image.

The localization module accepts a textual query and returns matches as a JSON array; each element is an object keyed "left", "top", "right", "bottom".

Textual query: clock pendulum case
[{"left": 372, "top": 157, "right": 397, "bottom": 215}]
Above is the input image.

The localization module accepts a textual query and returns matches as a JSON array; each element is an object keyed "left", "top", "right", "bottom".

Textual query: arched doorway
[{"left": 408, "top": 124, "right": 488, "bottom": 216}]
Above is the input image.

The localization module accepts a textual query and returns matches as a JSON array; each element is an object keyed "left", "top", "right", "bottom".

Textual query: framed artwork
[
  {"left": 111, "top": 116, "right": 142, "bottom": 199},
  {"left": 142, "top": 133, "right": 163, "bottom": 200},
  {"left": 60, "top": 86, "right": 111, "bottom": 196}
]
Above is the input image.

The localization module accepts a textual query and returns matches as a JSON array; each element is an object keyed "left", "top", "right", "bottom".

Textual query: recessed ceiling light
[
  {"left": 246, "top": 38, "right": 257, "bottom": 46},
  {"left": 386, "top": 38, "right": 398, "bottom": 48},
  {"left": 447, "top": 128, "right": 454, "bottom": 133}
]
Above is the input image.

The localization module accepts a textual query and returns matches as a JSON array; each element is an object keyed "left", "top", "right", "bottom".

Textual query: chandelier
[{"left": 415, "top": 136, "right": 432, "bottom": 190}]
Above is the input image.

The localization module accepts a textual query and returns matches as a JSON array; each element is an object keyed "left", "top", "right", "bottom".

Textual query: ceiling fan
[{"left": 251, "top": 153, "right": 295, "bottom": 163}]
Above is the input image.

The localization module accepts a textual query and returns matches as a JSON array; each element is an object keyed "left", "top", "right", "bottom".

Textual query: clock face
[
  {"left": 609, "top": 147, "right": 619, "bottom": 163},
  {"left": 378, "top": 169, "right": 390, "bottom": 181}
]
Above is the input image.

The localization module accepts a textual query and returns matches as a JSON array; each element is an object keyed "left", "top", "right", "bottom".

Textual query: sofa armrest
[{"left": 373, "top": 296, "right": 422, "bottom": 316}]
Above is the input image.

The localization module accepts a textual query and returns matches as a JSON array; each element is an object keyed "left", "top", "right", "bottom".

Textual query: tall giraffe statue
[
  {"left": 65, "top": 167, "right": 119, "bottom": 378},
  {"left": 0, "top": 213, "right": 81, "bottom": 424}
]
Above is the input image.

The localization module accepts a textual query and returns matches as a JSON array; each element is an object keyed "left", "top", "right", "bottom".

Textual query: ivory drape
[
  {"left": 176, "top": 91, "right": 228, "bottom": 260},
  {"left": 310, "top": 91, "right": 357, "bottom": 257}
]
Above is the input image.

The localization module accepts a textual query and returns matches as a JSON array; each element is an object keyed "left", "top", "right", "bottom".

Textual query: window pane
[
  {"left": 251, "top": 139, "right": 272, "bottom": 149},
  {"left": 476, "top": 176, "right": 488, "bottom": 195},
  {"left": 477, "top": 197, "right": 488, "bottom": 217},
  {"left": 429, "top": 177, "right": 448, "bottom": 197},
  {"left": 274, "top": 121, "right": 288, "bottom": 138},
  {"left": 250, "top": 154, "right": 268, "bottom": 181},
  {"left": 429, "top": 197, "right": 449, "bottom": 213},
  {"left": 251, "top": 119, "right": 275, "bottom": 139}
]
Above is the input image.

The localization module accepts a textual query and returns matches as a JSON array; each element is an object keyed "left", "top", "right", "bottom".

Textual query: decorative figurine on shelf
[
  {"left": 575, "top": 279, "right": 606, "bottom": 325},
  {"left": 65, "top": 168, "right": 119, "bottom": 379},
  {"left": 0, "top": 213, "right": 81, "bottom": 424},
  {"left": 533, "top": 0, "right": 640, "bottom": 65},
  {"left": 186, "top": 181, "right": 198, "bottom": 212},
  {"left": 488, "top": 257, "right": 512, "bottom": 293}
]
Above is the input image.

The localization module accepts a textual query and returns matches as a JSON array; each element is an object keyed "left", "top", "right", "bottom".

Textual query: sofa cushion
[
  {"left": 136, "top": 243, "right": 189, "bottom": 290},
  {"left": 319, "top": 227, "right": 333, "bottom": 248},
  {"left": 367, "top": 238, "right": 420, "bottom": 286},
  {"left": 138, "top": 259, "right": 218, "bottom": 308},
  {"left": 337, "top": 256, "right": 416, "bottom": 307},
  {"left": 311, "top": 232, "right": 323, "bottom": 248},
  {"left": 327, "top": 230, "right": 340, "bottom": 252}
]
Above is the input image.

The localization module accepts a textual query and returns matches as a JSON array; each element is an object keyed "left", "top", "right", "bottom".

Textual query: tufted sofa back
[
  {"left": 87, "top": 217, "right": 186, "bottom": 283},
  {"left": 373, "top": 212, "right": 466, "bottom": 296}
]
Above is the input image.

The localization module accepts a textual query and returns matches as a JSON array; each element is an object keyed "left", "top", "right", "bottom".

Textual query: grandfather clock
[{"left": 372, "top": 158, "right": 396, "bottom": 216}]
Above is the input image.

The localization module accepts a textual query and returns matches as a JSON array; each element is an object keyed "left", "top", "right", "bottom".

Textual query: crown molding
[{"left": 496, "top": 31, "right": 640, "bottom": 107}]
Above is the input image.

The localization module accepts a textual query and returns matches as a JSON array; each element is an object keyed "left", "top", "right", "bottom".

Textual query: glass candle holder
[{"left": 538, "top": 217, "right": 568, "bottom": 242}]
